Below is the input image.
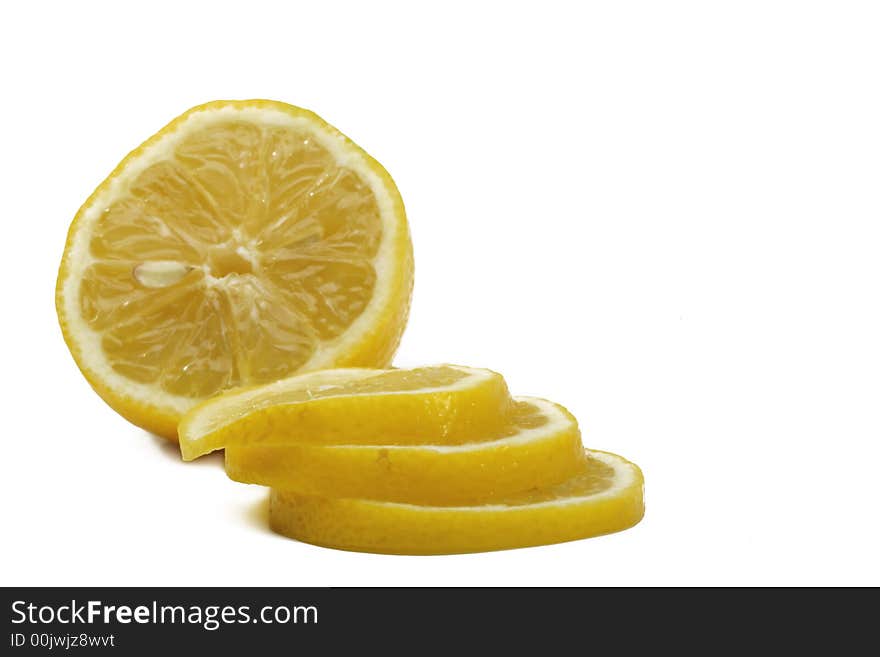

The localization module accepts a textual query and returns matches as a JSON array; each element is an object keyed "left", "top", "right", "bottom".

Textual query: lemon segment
[
  {"left": 56, "top": 100, "right": 413, "bottom": 439},
  {"left": 178, "top": 365, "right": 512, "bottom": 460},
  {"left": 226, "top": 397, "right": 584, "bottom": 505},
  {"left": 268, "top": 450, "right": 644, "bottom": 555}
]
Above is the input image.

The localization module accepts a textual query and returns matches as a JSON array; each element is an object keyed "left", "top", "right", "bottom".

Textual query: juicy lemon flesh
[
  {"left": 80, "top": 121, "right": 383, "bottom": 400},
  {"left": 499, "top": 398, "right": 553, "bottom": 433},
  {"left": 195, "top": 365, "right": 469, "bottom": 435},
  {"left": 210, "top": 365, "right": 470, "bottom": 419}
]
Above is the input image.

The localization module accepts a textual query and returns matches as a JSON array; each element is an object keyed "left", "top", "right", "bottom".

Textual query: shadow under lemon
[{"left": 146, "top": 431, "right": 276, "bottom": 536}]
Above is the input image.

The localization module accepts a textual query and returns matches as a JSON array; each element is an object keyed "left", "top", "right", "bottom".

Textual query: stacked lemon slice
[{"left": 180, "top": 364, "right": 644, "bottom": 554}]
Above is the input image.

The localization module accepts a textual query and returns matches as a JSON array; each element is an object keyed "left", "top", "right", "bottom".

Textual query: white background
[{"left": 2, "top": 1, "right": 878, "bottom": 586}]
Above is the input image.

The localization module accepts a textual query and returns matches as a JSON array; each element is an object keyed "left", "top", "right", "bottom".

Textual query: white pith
[{"left": 59, "top": 104, "right": 401, "bottom": 415}]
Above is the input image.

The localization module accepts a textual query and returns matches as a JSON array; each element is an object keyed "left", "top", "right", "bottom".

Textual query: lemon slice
[
  {"left": 178, "top": 365, "right": 512, "bottom": 460},
  {"left": 56, "top": 100, "right": 413, "bottom": 439},
  {"left": 226, "top": 397, "right": 584, "bottom": 505},
  {"left": 269, "top": 450, "right": 644, "bottom": 555}
]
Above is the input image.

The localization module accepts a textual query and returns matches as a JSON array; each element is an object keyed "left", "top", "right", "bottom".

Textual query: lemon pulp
[
  {"left": 57, "top": 100, "right": 413, "bottom": 438},
  {"left": 81, "top": 121, "right": 383, "bottom": 398}
]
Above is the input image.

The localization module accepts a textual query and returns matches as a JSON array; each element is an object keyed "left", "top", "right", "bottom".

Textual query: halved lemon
[
  {"left": 178, "top": 364, "right": 511, "bottom": 460},
  {"left": 56, "top": 100, "right": 413, "bottom": 439},
  {"left": 226, "top": 397, "right": 584, "bottom": 505},
  {"left": 269, "top": 449, "right": 644, "bottom": 555}
]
